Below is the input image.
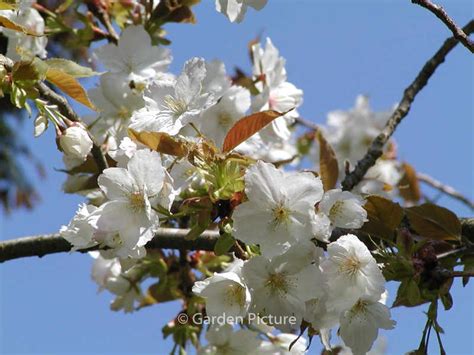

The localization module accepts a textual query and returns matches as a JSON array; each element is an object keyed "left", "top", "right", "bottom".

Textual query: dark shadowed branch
[
  {"left": 1, "top": 220, "right": 473, "bottom": 263},
  {"left": 341, "top": 20, "right": 474, "bottom": 191},
  {"left": 0, "top": 228, "right": 220, "bottom": 263},
  {"left": 412, "top": 0, "right": 474, "bottom": 53}
]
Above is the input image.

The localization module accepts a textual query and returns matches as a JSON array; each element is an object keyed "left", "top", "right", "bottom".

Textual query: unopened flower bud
[{"left": 59, "top": 126, "right": 93, "bottom": 160}]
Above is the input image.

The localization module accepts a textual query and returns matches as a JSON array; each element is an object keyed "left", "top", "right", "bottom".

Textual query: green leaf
[
  {"left": 381, "top": 255, "right": 414, "bottom": 281},
  {"left": 214, "top": 233, "right": 235, "bottom": 256},
  {"left": 12, "top": 61, "right": 42, "bottom": 84},
  {"left": 440, "top": 292, "right": 453, "bottom": 311},
  {"left": 461, "top": 255, "right": 474, "bottom": 287},
  {"left": 406, "top": 203, "right": 461, "bottom": 241},
  {"left": 393, "top": 278, "right": 425, "bottom": 307},
  {"left": 185, "top": 220, "right": 210, "bottom": 241},
  {"left": 45, "top": 58, "right": 99, "bottom": 78}
]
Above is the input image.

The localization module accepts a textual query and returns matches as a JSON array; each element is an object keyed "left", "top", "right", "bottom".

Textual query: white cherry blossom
[
  {"left": 259, "top": 333, "right": 308, "bottom": 354},
  {"left": 215, "top": 0, "right": 268, "bottom": 23},
  {"left": 92, "top": 149, "right": 165, "bottom": 257},
  {"left": 192, "top": 269, "right": 251, "bottom": 319},
  {"left": 339, "top": 296, "right": 395, "bottom": 355},
  {"left": 251, "top": 38, "right": 303, "bottom": 143},
  {"left": 0, "top": 8, "right": 47, "bottom": 61},
  {"left": 87, "top": 73, "right": 146, "bottom": 141},
  {"left": 129, "top": 58, "right": 219, "bottom": 135},
  {"left": 354, "top": 160, "right": 402, "bottom": 197},
  {"left": 319, "top": 189, "right": 367, "bottom": 229},
  {"left": 232, "top": 160, "right": 324, "bottom": 257},
  {"left": 107, "top": 276, "right": 142, "bottom": 313},
  {"left": 95, "top": 25, "right": 171, "bottom": 84},
  {"left": 90, "top": 252, "right": 121, "bottom": 291},
  {"left": 323, "top": 96, "right": 393, "bottom": 169},
  {"left": 199, "top": 324, "right": 262, "bottom": 355},
  {"left": 199, "top": 86, "right": 250, "bottom": 147},
  {"left": 60, "top": 204, "right": 98, "bottom": 250},
  {"left": 202, "top": 60, "right": 232, "bottom": 99},
  {"left": 304, "top": 292, "right": 340, "bottom": 332},
  {"left": 242, "top": 241, "right": 324, "bottom": 331},
  {"left": 320, "top": 234, "right": 386, "bottom": 312},
  {"left": 108, "top": 137, "right": 138, "bottom": 168}
]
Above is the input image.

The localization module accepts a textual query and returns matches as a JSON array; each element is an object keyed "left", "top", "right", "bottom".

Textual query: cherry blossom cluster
[
  {"left": 311, "top": 95, "right": 402, "bottom": 197},
  {"left": 47, "top": 4, "right": 400, "bottom": 354},
  {"left": 192, "top": 162, "right": 395, "bottom": 354}
]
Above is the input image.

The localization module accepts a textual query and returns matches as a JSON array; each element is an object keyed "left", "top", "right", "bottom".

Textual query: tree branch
[
  {"left": 0, "top": 228, "right": 220, "bottom": 263},
  {"left": 0, "top": 228, "right": 354, "bottom": 263},
  {"left": 2, "top": 219, "right": 473, "bottom": 263},
  {"left": 341, "top": 20, "right": 474, "bottom": 191},
  {"left": 36, "top": 83, "right": 81, "bottom": 122},
  {"left": 412, "top": 0, "right": 474, "bottom": 53},
  {"left": 294, "top": 116, "right": 319, "bottom": 131},
  {"left": 417, "top": 172, "right": 474, "bottom": 210}
]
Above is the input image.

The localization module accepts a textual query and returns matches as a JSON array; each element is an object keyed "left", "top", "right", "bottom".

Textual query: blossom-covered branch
[
  {"left": 0, "top": 228, "right": 219, "bottom": 263},
  {"left": 412, "top": 0, "right": 474, "bottom": 53},
  {"left": 1, "top": 1, "right": 473, "bottom": 353},
  {"left": 341, "top": 20, "right": 474, "bottom": 191},
  {"left": 0, "top": 225, "right": 358, "bottom": 263},
  {"left": 2, "top": 218, "right": 474, "bottom": 264}
]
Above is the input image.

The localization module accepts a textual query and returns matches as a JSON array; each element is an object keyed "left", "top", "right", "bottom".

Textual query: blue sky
[{"left": 1, "top": 0, "right": 473, "bottom": 354}]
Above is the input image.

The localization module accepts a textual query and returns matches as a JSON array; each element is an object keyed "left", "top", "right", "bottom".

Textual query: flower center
[
  {"left": 129, "top": 191, "right": 145, "bottom": 213},
  {"left": 339, "top": 254, "right": 362, "bottom": 277},
  {"left": 117, "top": 106, "right": 130, "bottom": 120},
  {"left": 164, "top": 95, "right": 187, "bottom": 117},
  {"left": 329, "top": 200, "right": 345, "bottom": 220},
  {"left": 218, "top": 112, "right": 233, "bottom": 128},
  {"left": 271, "top": 202, "right": 291, "bottom": 228},
  {"left": 265, "top": 272, "right": 289, "bottom": 294},
  {"left": 224, "top": 283, "right": 246, "bottom": 307},
  {"left": 351, "top": 298, "right": 368, "bottom": 315}
]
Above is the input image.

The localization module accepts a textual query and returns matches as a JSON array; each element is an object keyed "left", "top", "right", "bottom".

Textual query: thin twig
[
  {"left": 86, "top": 1, "right": 119, "bottom": 44},
  {"left": 37, "top": 83, "right": 80, "bottom": 122},
  {"left": 341, "top": 20, "right": 474, "bottom": 191},
  {"left": 449, "top": 271, "right": 474, "bottom": 278},
  {"left": 412, "top": 0, "right": 474, "bottom": 53},
  {"left": 418, "top": 172, "right": 474, "bottom": 210},
  {"left": 294, "top": 116, "right": 319, "bottom": 131},
  {"left": 36, "top": 83, "right": 109, "bottom": 171}
]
